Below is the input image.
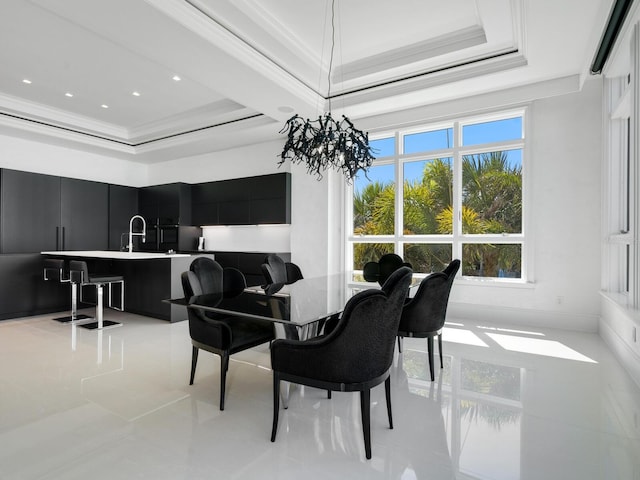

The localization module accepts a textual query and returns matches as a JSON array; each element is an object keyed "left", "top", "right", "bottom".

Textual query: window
[
  {"left": 348, "top": 110, "right": 526, "bottom": 281},
  {"left": 604, "top": 74, "right": 633, "bottom": 299}
]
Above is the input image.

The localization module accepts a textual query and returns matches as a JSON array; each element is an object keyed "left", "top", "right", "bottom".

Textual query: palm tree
[
  {"left": 352, "top": 150, "right": 522, "bottom": 276},
  {"left": 404, "top": 158, "right": 453, "bottom": 235},
  {"left": 353, "top": 181, "right": 387, "bottom": 230},
  {"left": 462, "top": 151, "right": 522, "bottom": 233}
]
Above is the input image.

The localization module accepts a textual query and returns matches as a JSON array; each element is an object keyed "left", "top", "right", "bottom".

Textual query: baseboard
[{"left": 599, "top": 319, "right": 640, "bottom": 390}]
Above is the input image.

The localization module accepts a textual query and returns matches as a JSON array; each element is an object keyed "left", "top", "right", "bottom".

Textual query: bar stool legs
[
  {"left": 43, "top": 258, "right": 90, "bottom": 323},
  {"left": 79, "top": 283, "right": 122, "bottom": 330},
  {"left": 69, "top": 260, "right": 124, "bottom": 330}
]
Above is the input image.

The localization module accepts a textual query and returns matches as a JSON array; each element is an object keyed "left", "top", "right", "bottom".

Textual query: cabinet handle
[
  {"left": 61, "top": 226, "right": 65, "bottom": 250},
  {"left": 56, "top": 226, "right": 59, "bottom": 250}
]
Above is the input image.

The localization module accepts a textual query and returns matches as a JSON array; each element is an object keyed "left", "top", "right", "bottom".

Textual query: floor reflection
[
  {"left": 1, "top": 312, "right": 639, "bottom": 479},
  {"left": 400, "top": 350, "right": 523, "bottom": 480}
]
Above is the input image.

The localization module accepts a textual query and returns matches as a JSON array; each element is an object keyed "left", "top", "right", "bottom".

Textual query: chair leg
[
  {"left": 360, "top": 388, "right": 372, "bottom": 460},
  {"left": 220, "top": 352, "right": 229, "bottom": 411},
  {"left": 438, "top": 332, "right": 443, "bottom": 369},
  {"left": 397, "top": 336, "right": 403, "bottom": 353},
  {"left": 385, "top": 376, "right": 393, "bottom": 429},
  {"left": 427, "top": 336, "right": 435, "bottom": 381},
  {"left": 271, "top": 373, "right": 280, "bottom": 442},
  {"left": 189, "top": 346, "right": 198, "bottom": 385}
]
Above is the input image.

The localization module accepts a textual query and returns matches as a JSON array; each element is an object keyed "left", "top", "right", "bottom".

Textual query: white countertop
[{"left": 41, "top": 250, "right": 193, "bottom": 260}]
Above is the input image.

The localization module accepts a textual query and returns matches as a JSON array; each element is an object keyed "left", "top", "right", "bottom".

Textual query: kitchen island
[{"left": 41, "top": 250, "right": 214, "bottom": 322}]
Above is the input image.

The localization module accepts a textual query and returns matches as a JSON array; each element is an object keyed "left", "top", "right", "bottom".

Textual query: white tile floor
[{"left": 1, "top": 310, "right": 639, "bottom": 480}]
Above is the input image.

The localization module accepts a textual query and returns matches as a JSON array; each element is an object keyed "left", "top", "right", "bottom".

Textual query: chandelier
[{"left": 278, "top": 0, "right": 375, "bottom": 182}]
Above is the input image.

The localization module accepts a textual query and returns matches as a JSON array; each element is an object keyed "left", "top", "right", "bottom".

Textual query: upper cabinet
[
  {"left": 1, "top": 169, "right": 61, "bottom": 253},
  {"left": 0, "top": 169, "right": 108, "bottom": 253},
  {"left": 0, "top": 169, "right": 290, "bottom": 254},
  {"left": 192, "top": 173, "right": 290, "bottom": 226},
  {"left": 60, "top": 178, "right": 109, "bottom": 251},
  {"left": 139, "top": 183, "right": 192, "bottom": 225},
  {"left": 108, "top": 184, "right": 139, "bottom": 251},
  {"left": 249, "top": 173, "right": 291, "bottom": 224}
]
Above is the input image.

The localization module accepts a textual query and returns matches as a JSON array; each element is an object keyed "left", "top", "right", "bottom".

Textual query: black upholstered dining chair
[
  {"left": 270, "top": 266, "right": 413, "bottom": 460},
  {"left": 261, "top": 254, "right": 303, "bottom": 285},
  {"left": 363, "top": 253, "right": 412, "bottom": 286},
  {"left": 182, "top": 257, "right": 274, "bottom": 410},
  {"left": 397, "top": 259, "right": 460, "bottom": 381}
]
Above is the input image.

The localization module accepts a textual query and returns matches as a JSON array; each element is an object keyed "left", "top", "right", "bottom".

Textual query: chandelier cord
[
  {"left": 277, "top": 0, "right": 375, "bottom": 182},
  {"left": 327, "top": 0, "right": 335, "bottom": 111}
]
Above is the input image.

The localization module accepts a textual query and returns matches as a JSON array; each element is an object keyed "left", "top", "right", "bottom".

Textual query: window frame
[
  {"left": 604, "top": 74, "right": 633, "bottom": 300},
  {"left": 347, "top": 107, "right": 530, "bottom": 284}
]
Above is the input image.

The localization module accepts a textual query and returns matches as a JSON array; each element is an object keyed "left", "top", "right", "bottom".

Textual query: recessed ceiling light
[
  {"left": 65, "top": 92, "right": 73, "bottom": 97},
  {"left": 101, "top": 104, "right": 109, "bottom": 109},
  {"left": 132, "top": 91, "right": 140, "bottom": 96},
  {"left": 22, "top": 79, "right": 32, "bottom": 84},
  {"left": 172, "top": 75, "right": 181, "bottom": 82}
]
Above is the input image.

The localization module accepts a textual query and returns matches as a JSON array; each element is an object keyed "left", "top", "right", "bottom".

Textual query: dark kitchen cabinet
[
  {"left": 249, "top": 173, "right": 291, "bottom": 224},
  {"left": 1, "top": 169, "right": 61, "bottom": 253},
  {"left": 117, "top": 255, "right": 194, "bottom": 321},
  {"left": 191, "top": 173, "right": 290, "bottom": 226},
  {"left": 0, "top": 169, "right": 109, "bottom": 254},
  {"left": 139, "top": 183, "right": 192, "bottom": 225},
  {"left": 191, "top": 181, "right": 217, "bottom": 225},
  {"left": 60, "top": 178, "right": 108, "bottom": 250},
  {"left": 108, "top": 184, "right": 139, "bottom": 251},
  {"left": 0, "top": 254, "right": 68, "bottom": 319},
  {"left": 211, "top": 251, "right": 291, "bottom": 286}
]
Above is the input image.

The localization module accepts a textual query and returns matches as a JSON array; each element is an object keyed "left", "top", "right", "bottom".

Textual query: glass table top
[{"left": 171, "top": 272, "right": 374, "bottom": 327}]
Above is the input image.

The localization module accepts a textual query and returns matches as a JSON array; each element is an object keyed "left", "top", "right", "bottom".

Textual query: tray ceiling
[{"left": 0, "top": 0, "right": 613, "bottom": 162}]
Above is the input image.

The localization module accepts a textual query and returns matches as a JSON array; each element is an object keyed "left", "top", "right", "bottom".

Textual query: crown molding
[
  {"left": 0, "top": 92, "right": 128, "bottom": 140},
  {"left": 149, "top": 0, "right": 320, "bottom": 109},
  {"left": 332, "top": 25, "right": 487, "bottom": 83},
  {"left": 127, "top": 99, "right": 252, "bottom": 142},
  {"left": 336, "top": 50, "right": 527, "bottom": 111},
  {"left": 0, "top": 112, "right": 135, "bottom": 153}
]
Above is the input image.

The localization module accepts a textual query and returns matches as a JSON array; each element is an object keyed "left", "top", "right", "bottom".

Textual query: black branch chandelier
[{"left": 278, "top": 0, "right": 375, "bottom": 182}]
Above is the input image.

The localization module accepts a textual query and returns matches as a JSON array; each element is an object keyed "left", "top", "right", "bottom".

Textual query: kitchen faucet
[{"left": 128, "top": 215, "right": 146, "bottom": 253}]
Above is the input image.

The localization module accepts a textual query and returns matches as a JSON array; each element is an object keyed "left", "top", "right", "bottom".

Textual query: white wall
[
  {"left": 0, "top": 133, "right": 147, "bottom": 186},
  {"left": 146, "top": 139, "right": 286, "bottom": 185},
  {"left": 447, "top": 79, "right": 603, "bottom": 331},
  {"left": 201, "top": 224, "right": 290, "bottom": 253}
]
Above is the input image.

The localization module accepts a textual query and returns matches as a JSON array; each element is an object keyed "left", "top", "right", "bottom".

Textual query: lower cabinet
[
  {"left": 117, "top": 255, "right": 207, "bottom": 322},
  {"left": 210, "top": 251, "right": 291, "bottom": 286},
  {"left": 0, "top": 254, "right": 68, "bottom": 320}
]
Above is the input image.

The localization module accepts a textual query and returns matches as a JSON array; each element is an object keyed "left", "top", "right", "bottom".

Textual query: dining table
[
  {"left": 167, "top": 272, "right": 374, "bottom": 340},
  {"left": 167, "top": 271, "right": 419, "bottom": 406}
]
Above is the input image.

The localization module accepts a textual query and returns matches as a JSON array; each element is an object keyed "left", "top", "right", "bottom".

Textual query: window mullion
[
  {"left": 452, "top": 121, "right": 463, "bottom": 260},
  {"left": 395, "top": 130, "right": 403, "bottom": 256}
]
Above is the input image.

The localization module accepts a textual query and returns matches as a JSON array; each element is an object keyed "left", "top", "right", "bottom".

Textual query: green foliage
[
  {"left": 462, "top": 151, "right": 522, "bottom": 233},
  {"left": 352, "top": 150, "right": 522, "bottom": 276}
]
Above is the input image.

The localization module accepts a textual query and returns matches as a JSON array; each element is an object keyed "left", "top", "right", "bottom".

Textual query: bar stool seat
[
  {"left": 43, "top": 258, "right": 90, "bottom": 323},
  {"left": 69, "top": 260, "right": 125, "bottom": 330}
]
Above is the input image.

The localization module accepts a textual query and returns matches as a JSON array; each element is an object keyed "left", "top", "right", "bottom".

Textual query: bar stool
[
  {"left": 43, "top": 258, "right": 90, "bottom": 323},
  {"left": 69, "top": 260, "right": 125, "bottom": 330}
]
